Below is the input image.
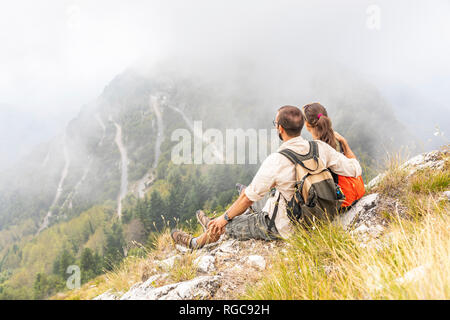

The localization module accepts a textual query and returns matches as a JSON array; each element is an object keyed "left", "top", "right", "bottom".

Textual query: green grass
[
  {"left": 57, "top": 148, "right": 450, "bottom": 300},
  {"left": 372, "top": 152, "right": 409, "bottom": 197},
  {"left": 244, "top": 199, "right": 449, "bottom": 299},
  {"left": 410, "top": 170, "right": 450, "bottom": 193},
  {"left": 245, "top": 148, "right": 450, "bottom": 300},
  {"left": 169, "top": 254, "right": 198, "bottom": 283}
]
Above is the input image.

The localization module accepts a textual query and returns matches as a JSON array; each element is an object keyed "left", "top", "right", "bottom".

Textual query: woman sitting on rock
[
  {"left": 302, "top": 102, "right": 366, "bottom": 210},
  {"left": 172, "top": 105, "right": 363, "bottom": 249}
]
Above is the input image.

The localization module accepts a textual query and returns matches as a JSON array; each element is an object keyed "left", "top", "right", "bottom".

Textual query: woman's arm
[{"left": 334, "top": 132, "right": 356, "bottom": 159}]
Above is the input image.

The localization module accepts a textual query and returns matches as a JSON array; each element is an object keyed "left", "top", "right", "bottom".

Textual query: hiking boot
[
  {"left": 236, "top": 183, "right": 246, "bottom": 195},
  {"left": 196, "top": 210, "right": 211, "bottom": 232},
  {"left": 171, "top": 230, "right": 193, "bottom": 248}
]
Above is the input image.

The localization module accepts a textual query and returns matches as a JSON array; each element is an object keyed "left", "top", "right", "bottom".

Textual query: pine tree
[
  {"left": 148, "top": 190, "right": 165, "bottom": 231},
  {"left": 103, "top": 223, "right": 125, "bottom": 271},
  {"left": 80, "top": 248, "right": 95, "bottom": 282},
  {"left": 53, "top": 249, "right": 76, "bottom": 280}
]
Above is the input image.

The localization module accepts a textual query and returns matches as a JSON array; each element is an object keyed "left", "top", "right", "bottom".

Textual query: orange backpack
[
  {"left": 336, "top": 175, "right": 365, "bottom": 207},
  {"left": 333, "top": 140, "right": 365, "bottom": 207}
]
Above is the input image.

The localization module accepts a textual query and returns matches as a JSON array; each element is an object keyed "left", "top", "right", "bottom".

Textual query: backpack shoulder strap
[
  {"left": 310, "top": 140, "right": 319, "bottom": 160},
  {"left": 279, "top": 141, "right": 319, "bottom": 171},
  {"left": 268, "top": 193, "right": 281, "bottom": 233}
]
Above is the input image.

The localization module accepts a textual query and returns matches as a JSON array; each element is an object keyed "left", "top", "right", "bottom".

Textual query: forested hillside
[{"left": 0, "top": 60, "right": 414, "bottom": 299}]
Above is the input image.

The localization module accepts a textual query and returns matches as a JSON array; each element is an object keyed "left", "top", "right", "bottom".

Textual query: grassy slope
[
  {"left": 0, "top": 204, "right": 115, "bottom": 299},
  {"left": 246, "top": 147, "right": 449, "bottom": 300},
  {"left": 57, "top": 147, "right": 449, "bottom": 300}
]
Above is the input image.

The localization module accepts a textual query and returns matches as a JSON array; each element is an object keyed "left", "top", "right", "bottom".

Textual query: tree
[
  {"left": 124, "top": 219, "right": 146, "bottom": 244},
  {"left": 53, "top": 249, "right": 76, "bottom": 280},
  {"left": 103, "top": 223, "right": 125, "bottom": 271},
  {"left": 33, "top": 273, "right": 64, "bottom": 300},
  {"left": 136, "top": 196, "right": 150, "bottom": 233},
  {"left": 148, "top": 191, "right": 166, "bottom": 232},
  {"left": 80, "top": 248, "right": 103, "bottom": 283},
  {"left": 166, "top": 177, "right": 185, "bottom": 226}
]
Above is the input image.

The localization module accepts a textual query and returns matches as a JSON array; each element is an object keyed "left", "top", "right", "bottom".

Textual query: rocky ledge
[{"left": 94, "top": 148, "right": 449, "bottom": 300}]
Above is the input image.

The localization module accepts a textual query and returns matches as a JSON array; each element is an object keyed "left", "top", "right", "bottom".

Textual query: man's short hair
[{"left": 277, "top": 105, "right": 304, "bottom": 137}]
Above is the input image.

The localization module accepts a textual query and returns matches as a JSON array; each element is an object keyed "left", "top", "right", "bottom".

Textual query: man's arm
[
  {"left": 207, "top": 153, "right": 279, "bottom": 235},
  {"left": 318, "top": 140, "right": 362, "bottom": 177},
  {"left": 208, "top": 191, "right": 253, "bottom": 235}
]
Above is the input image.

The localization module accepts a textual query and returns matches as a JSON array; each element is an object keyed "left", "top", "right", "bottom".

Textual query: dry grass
[
  {"left": 245, "top": 197, "right": 449, "bottom": 300},
  {"left": 371, "top": 152, "right": 409, "bottom": 196},
  {"left": 168, "top": 253, "right": 198, "bottom": 283},
  {"left": 58, "top": 148, "right": 450, "bottom": 300},
  {"left": 245, "top": 149, "right": 450, "bottom": 300},
  {"left": 55, "top": 228, "right": 199, "bottom": 300},
  {"left": 410, "top": 170, "right": 450, "bottom": 194},
  {"left": 57, "top": 250, "right": 158, "bottom": 300}
]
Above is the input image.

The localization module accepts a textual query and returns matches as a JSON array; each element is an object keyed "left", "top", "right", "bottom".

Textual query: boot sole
[{"left": 196, "top": 211, "right": 210, "bottom": 232}]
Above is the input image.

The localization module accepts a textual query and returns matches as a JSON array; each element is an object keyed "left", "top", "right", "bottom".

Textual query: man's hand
[
  {"left": 207, "top": 215, "right": 228, "bottom": 236},
  {"left": 205, "top": 191, "right": 252, "bottom": 239}
]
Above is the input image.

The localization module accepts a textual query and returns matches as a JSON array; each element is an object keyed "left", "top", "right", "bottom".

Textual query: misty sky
[{"left": 1, "top": 0, "right": 449, "bottom": 168}]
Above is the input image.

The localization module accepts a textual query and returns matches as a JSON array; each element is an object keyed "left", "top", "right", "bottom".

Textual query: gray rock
[
  {"left": 353, "top": 224, "right": 369, "bottom": 234},
  {"left": 368, "top": 224, "right": 385, "bottom": 238},
  {"left": 156, "top": 255, "right": 181, "bottom": 270},
  {"left": 175, "top": 244, "right": 190, "bottom": 253},
  {"left": 367, "top": 150, "right": 446, "bottom": 189},
  {"left": 400, "top": 150, "right": 445, "bottom": 176},
  {"left": 334, "top": 193, "right": 379, "bottom": 229},
  {"left": 210, "top": 239, "right": 238, "bottom": 255},
  {"left": 367, "top": 173, "right": 385, "bottom": 190},
  {"left": 161, "top": 276, "right": 221, "bottom": 300},
  {"left": 195, "top": 255, "right": 216, "bottom": 273},
  {"left": 244, "top": 255, "right": 266, "bottom": 271},
  {"left": 231, "top": 264, "right": 244, "bottom": 272},
  {"left": 120, "top": 275, "right": 221, "bottom": 300},
  {"left": 93, "top": 289, "right": 122, "bottom": 300},
  {"left": 396, "top": 265, "right": 427, "bottom": 285},
  {"left": 119, "top": 274, "right": 168, "bottom": 300},
  {"left": 443, "top": 191, "right": 450, "bottom": 201},
  {"left": 217, "top": 239, "right": 238, "bottom": 253}
]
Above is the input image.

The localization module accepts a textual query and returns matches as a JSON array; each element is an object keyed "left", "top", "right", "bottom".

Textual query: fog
[{"left": 1, "top": 0, "right": 449, "bottom": 168}]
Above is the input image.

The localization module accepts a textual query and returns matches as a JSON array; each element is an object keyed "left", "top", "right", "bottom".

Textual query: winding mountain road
[
  {"left": 38, "top": 133, "right": 71, "bottom": 233},
  {"left": 135, "top": 95, "right": 164, "bottom": 198},
  {"left": 114, "top": 121, "right": 129, "bottom": 219},
  {"left": 168, "top": 105, "right": 224, "bottom": 162},
  {"left": 61, "top": 113, "right": 107, "bottom": 210}
]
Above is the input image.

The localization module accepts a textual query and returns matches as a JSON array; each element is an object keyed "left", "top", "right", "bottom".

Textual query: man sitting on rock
[{"left": 171, "top": 105, "right": 362, "bottom": 248}]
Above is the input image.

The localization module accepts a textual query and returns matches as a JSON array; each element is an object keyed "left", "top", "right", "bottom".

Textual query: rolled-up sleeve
[
  {"left": 244, "top": 153, "right": 278, "bottom": 202},
  {"left": 318, "top": 141, "right": 362, "bottom": 177}
]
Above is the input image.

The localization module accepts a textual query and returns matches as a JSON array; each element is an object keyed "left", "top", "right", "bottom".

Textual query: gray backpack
[{"left": 273, "top": 141, "right": 345, "bottom": 227}]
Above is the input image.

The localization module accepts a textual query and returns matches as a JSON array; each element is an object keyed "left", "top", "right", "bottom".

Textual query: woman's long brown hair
[{"left": 302, "top": 103, "right": 337, "bottom": 150}]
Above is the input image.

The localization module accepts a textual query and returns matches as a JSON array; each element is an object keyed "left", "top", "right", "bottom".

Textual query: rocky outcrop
[
  {"left": 355, "top": 148, "right": 449, "bottom": 242},
  {"left": 94, "top": 238, "right": 283, "bottom": 300},
  {"left": 367, "top": 148, "right": 447, "bottom": 189},
  {"left": 93, "top": 148, "right": 449, "bottom": 301},
  {"left": 93, "top": 191, "right": 395, "bottom": 300},
  {"left": 93, "top": 289, "right": 123, "bottom": 300},
  {"left": 194, "top": 255, "right": 216, "bottom": 273},
  {"left": 335, "top": 193, "right": 379, "bottom": 229},
  {"left": 120, "top": 275, "right": 220, "bottom": 300},
  {"left": 443, "top": 191, "right": 450, "bottom": 201},
  {"left": 243, "top": 255, "right": 266, "bottom": 271}
]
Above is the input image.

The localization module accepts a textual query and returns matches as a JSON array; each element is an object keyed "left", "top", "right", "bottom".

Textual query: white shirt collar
[{"left": 277, "top": 135, "right": 307, "bottom": 152}]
